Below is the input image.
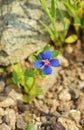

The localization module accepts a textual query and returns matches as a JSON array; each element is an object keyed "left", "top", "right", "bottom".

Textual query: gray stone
[
  {"left": 0, "top": 0, "right": 69, "bottom": 66},
  {"left": 0, "top": 0, "right": 49, "bottom": 66}
]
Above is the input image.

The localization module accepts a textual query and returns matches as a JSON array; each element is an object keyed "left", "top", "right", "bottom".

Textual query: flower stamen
[{"left": 42, "top": 59, "right": 50, "bottom": 66}]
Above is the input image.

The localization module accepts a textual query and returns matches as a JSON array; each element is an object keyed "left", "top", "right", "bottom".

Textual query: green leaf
[
  {"left": 12, "top": 70, "right": 20, "bottom": 87},
  {"left": 74, "top": 16, "right": 81, "bottom": 26},
  {"left": 12, "top": 64, "right": 26, "bottom": 87},
  {"left": 12, "top": 64, "right": 23, "bottom": 78},
  {"left": 39, "top": 0, "right": 52, "bottom": 22},
  {"left": 38, "top": 69, "right": 46, "bottom": 78},
  {"left": 30, "top": 86, "right": 43, "bottom": 96},
  {"left": 23, "top": 94, "right": 32, "bottom": 103},
  {"left": 24, "top": 69, "right": 34, "bottom": 78},
  {"left": 51, "top": 0, "right": 56, "bottom": 18},
  {"left": 39, "top": 20, "right": 54, "bottom": 37},
  {"left": 52, "top": 50, "right": 60, "bottom": 58},
  {"left": 25, "top": 77, "right": 34, "bottom": 89},
  {"left": 65, "top": 34, "right": 78, "bottom": 44},
  {"left": 43, "top": 44, "right": 50, "bottom": 51},
  {"left": 64, "top": 2, "right": 76, "bottom": 17},
  {"left": 30, "top": 55, "right": 38, "bottom": 61},
  {"left": 24, "top": 77, "right": 34, "bottom": 93},
  {"left": 26, "top": 123, "right": 34, "bottom": 130},
  {"left": 79, "top": 1, "right": 84, "bottom": 8}
]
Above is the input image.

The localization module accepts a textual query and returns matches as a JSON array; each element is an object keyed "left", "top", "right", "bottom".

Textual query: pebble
[
  {"left": 77, "top": 95, "right": 84, "bottom": 111},
  {"left": 46, "top": 91, "right": 54, "bottom": 98},
  {"left": 58, "top": 101, "right": 73, "bottom": 112},
  {"left": 23, "top": 111, "right": 33, "bottom": 123},
  {"left": 16, "top": 114, "right": 27, "bottom": 129},
  {"left": 69, "top": 110, "right": 81, "bottom": 123},
  {"left": 8, "top": 89, "right": 23, "bottom": 101},
  {"left": 79, "top": 73, "right": 84, "bottom": 80},
  {"left": 5, "top": 108, "right": 16, "bottom": 130},
  {"left": 0, "top": 81, "right": 5, "bottom": 93},
  {"left": 0, "top": 123, "right": 11, "bottom": 130},
  {"left": 0, "top": 97, "right": 16, "bottom": 108},
  {"left": 0, "top": 108, "right": 4, "bottom": 116},
  {"left": 34, "top": 122, "right": 41, "bottom": 130},
  {"left": 58, "top": 89, "right": 71, "bottom": 101},
  {"left": 58, "top": 55, "right": 69, "bottom": 67},
  {"left": 65, "top": 45, "right": 73, "bottom": 54},
  {"left": 0, "top": 117, "right": 2, "bottom": 124},
  {"left": 79, "top": 81, "right": 84, "bottom": 89},
  {"left": 58, "top": 116, "right": 82, "bottom": 130},
  {"left": 40, "top": 117, "right": 47, "bottom": 123}
]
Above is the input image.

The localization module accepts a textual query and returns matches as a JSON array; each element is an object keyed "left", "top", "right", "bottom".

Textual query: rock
[
  {"left": 0, "top": 80, "right": 5, "bottom": 93},
  {"left": 40, "top": 117, "right": 47, "bottom": 123},
  {"left": 58, "top": 101, "right": 73, "bottom": 112},
  {"left": 5, "top": 84, "right": 23, "bottom": 101},
  {"left": 16, "top": 114, "right": 27, "bottom": 130},
  {"left": 58, "top": 116, "right": 83, "bottom": 130},
  {"left": 65, "top": 45, "right": 73, "bottom": 54},
  {"left": 0, "top": 0, "right": 49, "bottom": 66},
  {"left": 9, "top": 89, "right": 23, "bottom": 101},
  {"left": 46, "top": 91, "right": 54, "bottom": 98},
  {"left": 79, "top": 81, "right": 84, "bottom": 89},
  {"left": 58, "top": 55, "right": 69, "bottom": 67},
  {"left": 0, "top": 117, "right": 2, "bottom": 124},
  {"left": 79, "top": 73, "right": 84, "bottom": 80},
  {"left": 0, "top": 97, "right": 16, "bottom": 108},
  {"left": 5, "top": 108, "right": 16, "bottom": 130},
  {"left": 76, "top": 95, "right": 84, "bottom": 111},
  {"left": 0, "top": 0, "right": 69, "bottom": 66},
  {"left": 34, "top": 122, "right": 41, "bottom": 130},
  {"left": 69, "top": 110, "right": 81, "bottom": 123},
  {"left": 58, "top": 89, "right": 71, "bottom": 101},
  {"left": 0, "top": 123, "right": 11, "bottom": 130},
  {"left": 0, "top": 108, "right": 4, "bottom": 116},
  {"left": 23, "top": 111, "right": 33, "bottom": 123},
  {"left": 36, "top": 67, "right": 60, "bottom": 94}
]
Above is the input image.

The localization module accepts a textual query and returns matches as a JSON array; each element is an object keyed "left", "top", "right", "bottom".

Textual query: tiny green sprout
[{"left": 12, "top": 45, "right": 60, "bottom": 102}]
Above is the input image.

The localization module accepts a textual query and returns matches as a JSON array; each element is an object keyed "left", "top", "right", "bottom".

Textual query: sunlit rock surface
[
  {"left": 0, "top": 0, "right": 49, "bottom": 65},
  {"left": 0, "top": 0, "right": 68, "bottom": 66}
]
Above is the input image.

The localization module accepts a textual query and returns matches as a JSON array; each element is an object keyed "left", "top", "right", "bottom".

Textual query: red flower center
[{"left": 42, "top": 59, "right": 50, "bottom": 66}]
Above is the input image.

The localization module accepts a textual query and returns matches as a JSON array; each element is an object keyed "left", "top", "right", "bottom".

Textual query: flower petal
[
  {"left": 50, "top": 59, "right": 59, "bottom": 67},
  {"left": 34, "top": 60, "right": 43, "bottom": 68},
  {"left": 42, "top": 66, "right": 52, "bottom": 75},
  {"left": 43, "top": 50, "right": 52, "bottom": 59},
  {"left": 39, "top": 52, "right": 44, "bottom": 59}
]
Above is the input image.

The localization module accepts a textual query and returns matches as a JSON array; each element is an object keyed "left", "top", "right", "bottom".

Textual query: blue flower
[{"left": 34, "top": 50, "right": 59, "bottom": 75}]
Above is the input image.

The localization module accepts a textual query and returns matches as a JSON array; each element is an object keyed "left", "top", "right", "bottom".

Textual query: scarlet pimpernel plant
[{"left": 12, "top": 45, "right": 60, "bottom": 102}]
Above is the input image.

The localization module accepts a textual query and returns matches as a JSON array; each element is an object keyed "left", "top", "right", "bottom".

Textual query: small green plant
[
  {"left": 26, "top": 123, "right": 34, "bottom": 130},
  {"left": 12, "top": 45, "right": 60, "bottom": 102},
  {"left": 63, "top": 0, "right": 84, "bottom": 35},
  {"left": 39, "top": 0, "right": 70, "bottom": 46}
]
